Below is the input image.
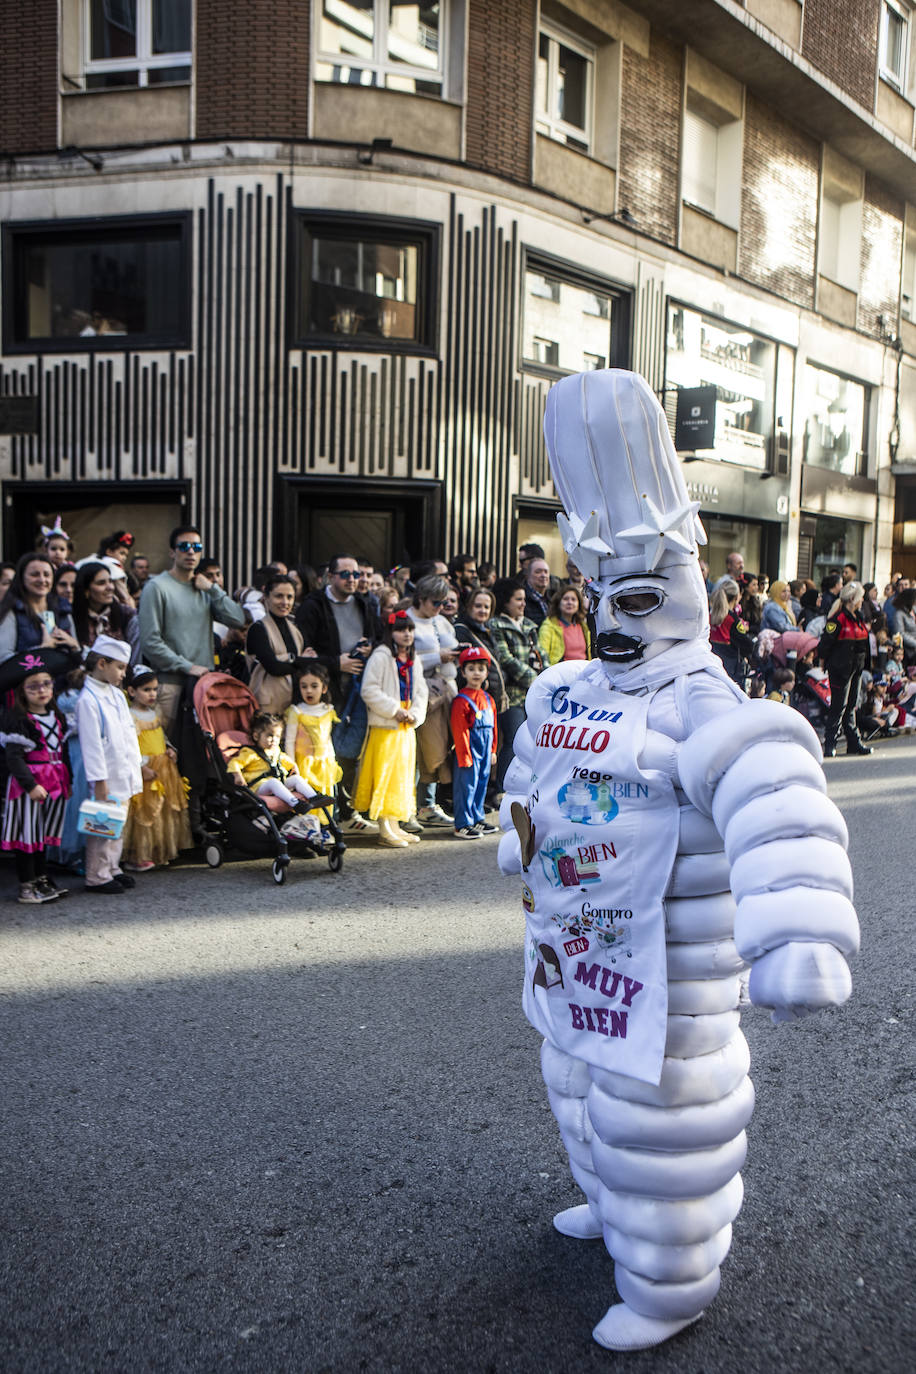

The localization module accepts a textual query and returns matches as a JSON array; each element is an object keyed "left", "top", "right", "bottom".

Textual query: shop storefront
[
  {"left": 798, "top": 361, "right": 876, "bottom": 582},
  {"left": 666, "top": 302, "right": 791, "bottom": 579}
]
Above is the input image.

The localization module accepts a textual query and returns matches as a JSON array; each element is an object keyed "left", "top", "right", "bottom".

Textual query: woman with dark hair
[
  {"left": 245, "top": 575, "right": 315, "bottom": 712},
  {"left": 455, "top": 586, "right": 508, "bottom": 713},
  {"left": 0, "top": 553, "right": 80, "bottom": 665},
  {"left": 287, "top": 563, "right": 321, "bottom": 608},
  {"left": 537, "top": 584, "right": 592, "bottom": 664},
  {"left": 489, "top": 576, "right": 544, "bottom": 792},
  {"left": 892, "top": 587, "right": 916, "bottom": 664},
  {"left": 52, "top": 563, "right": 77, "bottom": 612},
  {"left": 71, "top": 561, "right": 140, "bottom": 666}
]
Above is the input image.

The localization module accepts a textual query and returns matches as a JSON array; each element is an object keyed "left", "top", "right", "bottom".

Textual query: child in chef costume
[{"left": 75, "top": 634, "right": 143, "bottom": 894}]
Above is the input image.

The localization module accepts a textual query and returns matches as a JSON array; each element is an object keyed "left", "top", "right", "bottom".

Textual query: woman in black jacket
[
  {"left": 818, "top": 581, "right": 872, "bottom": 757},
  {"left": 246, "top": 576, "right": 316, "bottom": 713},
  {"left": 454, "top": 586, "right": 508, "bottom": 714}
]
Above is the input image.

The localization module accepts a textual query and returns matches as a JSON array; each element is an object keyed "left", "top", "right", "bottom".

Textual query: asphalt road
[{"left": 1, "top": 739, "right": 914, "bottom": 1373}]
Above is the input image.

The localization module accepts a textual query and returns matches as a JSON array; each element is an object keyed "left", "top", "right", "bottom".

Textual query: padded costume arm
[{"left": 678, "top": 700, "right": 858, "bottom": 1019}]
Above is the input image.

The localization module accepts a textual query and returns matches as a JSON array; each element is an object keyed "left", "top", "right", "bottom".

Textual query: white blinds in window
[{"left": 682, "top": 108, "right": 718, "bottom": 216}]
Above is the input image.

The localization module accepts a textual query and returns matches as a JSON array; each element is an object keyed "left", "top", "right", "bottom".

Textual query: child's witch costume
[{"left": 0, "top": 647, "right": 73, "bottom": 902}]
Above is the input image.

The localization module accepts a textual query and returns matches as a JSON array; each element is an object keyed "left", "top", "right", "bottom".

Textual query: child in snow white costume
[{"left": 498, "top": 370, "right": 859, "bottom": 1353}]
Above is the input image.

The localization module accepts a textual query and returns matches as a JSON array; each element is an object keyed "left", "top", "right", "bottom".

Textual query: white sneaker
[
  {"left": 341, "top": 814, "right": 379, "bottom": 834},
  {"left": 417, "top": 805, "right": 454, "bottom": 828},
  {"left": 401, "top": 816, "right": 424, "bottom": 834}
]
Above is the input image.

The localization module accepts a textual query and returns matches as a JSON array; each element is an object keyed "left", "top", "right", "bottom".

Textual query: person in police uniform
[{"left": 818, "top": 581, "right": 872, "bottom": 758}]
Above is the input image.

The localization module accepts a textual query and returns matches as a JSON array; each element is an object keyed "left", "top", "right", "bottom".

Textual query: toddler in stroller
[{"left": 194, "top": 673, "right": 344, "bottom": 882}]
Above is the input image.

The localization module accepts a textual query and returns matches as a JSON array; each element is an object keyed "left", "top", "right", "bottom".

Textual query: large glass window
[
  {"left": 2, "top": 216, "right": 191, "bottom": 352},
  {"left": 536, "top": 25, "right": 594, "bottom": 154},
  {"left": 802, "top": 364, "right": 869, "bottom": 477},
  {"left": 316, "top": 1, "right": 443, "bottom": 95},
  {"left": 292, "top": 215, "right": 438, "bottom": 350},
  {"left": 522, "top": 258, "right": 625, "bottom": 376},
  {"left": 84, "top": 0, "right": 191, "bottom": 89},
  {"left": 666, "top": 304, "right": 777, "bottom": 470}
]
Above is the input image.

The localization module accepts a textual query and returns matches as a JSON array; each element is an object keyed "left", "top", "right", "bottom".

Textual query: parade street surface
[{"left": 1, "top": 745, "right": 913, "bottom": 1374}]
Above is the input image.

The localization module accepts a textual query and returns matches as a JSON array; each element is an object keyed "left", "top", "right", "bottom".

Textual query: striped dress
[{"left": 1, "top": 712, "right": 70, "bottom": 853}]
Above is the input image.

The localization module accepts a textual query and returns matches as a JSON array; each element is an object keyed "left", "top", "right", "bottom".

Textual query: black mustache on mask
[{"left": 596, "top": 632, "right": 645, "bottom": 663}]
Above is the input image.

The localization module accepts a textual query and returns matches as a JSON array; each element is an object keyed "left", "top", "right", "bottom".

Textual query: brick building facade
[{"left": 1, "top": 0, "right": 915, "bottom": 584}]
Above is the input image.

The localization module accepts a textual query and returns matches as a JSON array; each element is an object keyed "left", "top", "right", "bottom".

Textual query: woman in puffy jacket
[{"left": 537, "top": 585, "right": 592, "bottom": 665}]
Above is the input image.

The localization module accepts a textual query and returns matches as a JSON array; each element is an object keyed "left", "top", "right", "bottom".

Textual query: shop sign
[{"left": 674, "top": 386, "right": 717, "bottom": 451}]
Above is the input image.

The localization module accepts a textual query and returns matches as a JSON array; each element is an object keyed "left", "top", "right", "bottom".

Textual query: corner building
[{"left": 2, "top": 0, "right": 916, "bottom": 585}]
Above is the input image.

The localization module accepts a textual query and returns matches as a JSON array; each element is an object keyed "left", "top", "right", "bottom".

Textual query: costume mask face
[{"left": 586, "top": 559, "right": 710, "bottom": 672}]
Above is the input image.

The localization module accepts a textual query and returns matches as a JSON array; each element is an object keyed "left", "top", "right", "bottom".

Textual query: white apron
[{"left": 519, "top": 663, "right": 679, "bottom": 1086}]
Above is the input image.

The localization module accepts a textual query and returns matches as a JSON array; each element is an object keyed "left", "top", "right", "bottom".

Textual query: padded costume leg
[
  {"left": 540, "top": 1040, "right": 603, "bottom": 1238},
  {"left": 586, "top": 841, "right": 751, "bottom": 1345}
]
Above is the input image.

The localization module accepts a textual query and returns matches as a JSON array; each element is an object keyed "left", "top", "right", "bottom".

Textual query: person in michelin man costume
[{"left": 498, "top": 369, "right": 858, "bottom": 1353}]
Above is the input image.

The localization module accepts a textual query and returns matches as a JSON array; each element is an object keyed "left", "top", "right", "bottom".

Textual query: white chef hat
[
  {"left": 544, "top": 369, "right": 707, "bottom": 580},
  {"left": 92, "top": 634, "right": 131, "bottom": 664}
]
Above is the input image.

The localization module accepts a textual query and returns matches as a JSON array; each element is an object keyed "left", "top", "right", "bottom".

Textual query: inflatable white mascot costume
[{"left": 498, "top": 369, "right": 858, "bottom": 1353}]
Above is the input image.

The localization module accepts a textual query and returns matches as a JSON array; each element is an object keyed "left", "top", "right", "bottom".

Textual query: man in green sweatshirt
[{"left": 139, "top": 524, "right": 247, "bottom": 736}]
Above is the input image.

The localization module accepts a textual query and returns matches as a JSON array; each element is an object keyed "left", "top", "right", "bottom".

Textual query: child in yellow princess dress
[
  {"left": 122, "top": 664, "right": 192, "bottom": 870},
  {"left": 283, "top": 664, "right": 342, "bottom": 824}
]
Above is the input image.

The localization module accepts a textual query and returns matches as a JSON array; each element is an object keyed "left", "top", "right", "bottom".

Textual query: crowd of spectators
[
  {"left": 1, "top": 523, "right": 911, "bottom": 888},
  {"left": 702, "top": 553, "right": 916, "bottom": 757}
]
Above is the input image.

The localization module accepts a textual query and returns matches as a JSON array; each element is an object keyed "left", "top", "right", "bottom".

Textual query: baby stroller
[{"left": 193, "top": 673, "right": 345, "bottom": 883}]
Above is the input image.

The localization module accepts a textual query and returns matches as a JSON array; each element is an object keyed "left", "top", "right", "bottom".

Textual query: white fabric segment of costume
[{"left": 500, "top": 367, "right": 859, "bottom": 1353}]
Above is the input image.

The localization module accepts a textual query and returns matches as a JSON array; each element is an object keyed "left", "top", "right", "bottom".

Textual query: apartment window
[
  {"left": 2, "top": 215, "right": 191, "bottom": 353},
  {"left": 880, "top": 0, "right": 911, "bottom": 92},
  {"left": 818, "top": 163, "right": 863, "bottom": 295},
  {"left": 292, "top": 213, "right": 439, "bottom": 350},
  {"left": 536, "top": 24, "right": 594, "bottom": 154},
  {"left": 522, "top": 254, "right": 628, "bottom": 376},
  {"left": 83, "top": 0, "right": 191, "bottom": 89},
  {"left": 802, "top": 364, "right": 869, "bottom": 477},
  {"left": 902, "top": 215, "right": 916, "bottom": 321},
  {"left": 681, "top": 98, "right": 742, "bottom": 228},
  {"left": 316, "top": 1, "right": 444, "bottom": 95}
]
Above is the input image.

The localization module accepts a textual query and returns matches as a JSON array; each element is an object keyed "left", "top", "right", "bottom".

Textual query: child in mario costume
[
  {"left": 450, "top": 646, "right": 498, "bottom": 839},
  {"left": 498, "top": 369, "right": 859, "bottom": 1353}
]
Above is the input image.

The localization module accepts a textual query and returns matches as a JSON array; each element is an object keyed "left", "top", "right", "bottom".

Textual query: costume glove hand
[{"left": 748, "top": 940, "right": 852, "bottom": 1024}]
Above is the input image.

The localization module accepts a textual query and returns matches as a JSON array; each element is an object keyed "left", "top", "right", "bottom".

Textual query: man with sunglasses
[
  {"left": 139, "top": 525, "right": 246, "bottom": 739},
  {"left": 296, "top": 553, "right": 382, "bottom": 831}
]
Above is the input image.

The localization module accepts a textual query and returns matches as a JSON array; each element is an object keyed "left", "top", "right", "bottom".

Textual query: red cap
[{"left": 459, "top": 645, "right": 491, "bottom": 665}]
